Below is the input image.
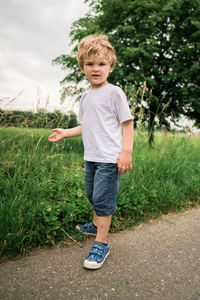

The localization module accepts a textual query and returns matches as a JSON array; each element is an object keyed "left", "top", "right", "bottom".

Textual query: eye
[
  {"left": 99, "top": 62, "right": 106, "bottom": 66},
  {"left": 86, "top": 62, "right": 93, "bottom": 66}
]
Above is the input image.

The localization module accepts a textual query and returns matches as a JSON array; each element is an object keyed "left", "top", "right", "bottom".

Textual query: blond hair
[{"left": 77, "top": 34, "right": 117, "bottom": 70}]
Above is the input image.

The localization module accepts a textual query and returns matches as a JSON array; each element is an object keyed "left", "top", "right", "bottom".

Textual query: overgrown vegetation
[
  {"left": 0, "top": 109, "right": 78, "bottom": 129},
  {"left": 0, "top": 127, "right": 199, "bottom": 260}
]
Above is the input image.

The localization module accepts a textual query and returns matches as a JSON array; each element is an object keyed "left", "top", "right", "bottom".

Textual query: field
[{"left": 0, "top": 127, "right": 200, "bottom": 260}]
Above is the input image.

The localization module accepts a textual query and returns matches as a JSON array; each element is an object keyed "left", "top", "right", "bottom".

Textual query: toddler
[{"left": 48, "top": 34, "right": 134, "bottom": 269}]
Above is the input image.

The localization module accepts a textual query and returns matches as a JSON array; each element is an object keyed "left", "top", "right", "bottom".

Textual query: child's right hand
[{"left": 48, "top": 128, "right": 67, "bottom": 142}]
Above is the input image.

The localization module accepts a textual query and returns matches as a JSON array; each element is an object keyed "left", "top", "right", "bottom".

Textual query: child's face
[{"left": 82, "top": 54, "right": 113, "bottom": 89}]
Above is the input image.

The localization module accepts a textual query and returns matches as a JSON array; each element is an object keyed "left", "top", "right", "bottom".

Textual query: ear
[{"left": 109, "top": 67, "right": 113, "bottom": 75}]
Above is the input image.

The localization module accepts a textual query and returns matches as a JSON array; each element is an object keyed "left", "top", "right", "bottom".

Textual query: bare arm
[
  {"left": 117, "top": 120, "right": 134, "bottom": 174},
  {"left": 48, "top": 125, "right": 82, "bottom": 142}
]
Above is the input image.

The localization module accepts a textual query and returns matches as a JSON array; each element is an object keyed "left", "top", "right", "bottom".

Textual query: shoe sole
[
  {"left": 76, "top": 225, "right": 97, "bottom": 237},
  {"left": 83, "top": 250, "right": 110, "bottom": 270}
]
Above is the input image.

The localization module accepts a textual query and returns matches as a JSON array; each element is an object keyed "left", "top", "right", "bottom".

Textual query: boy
[{"left": 48, "top": 35, "right": 134, "bottom": 269}]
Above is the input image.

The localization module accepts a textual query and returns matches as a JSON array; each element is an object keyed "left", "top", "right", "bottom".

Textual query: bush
[{"left": 0, "top": 109, "right": 78, "bottom": 129}]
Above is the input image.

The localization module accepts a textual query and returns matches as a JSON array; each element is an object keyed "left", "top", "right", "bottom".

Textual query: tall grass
[
  {"left": 0, "top": 127, "right": 199, "bottom": 260},
  {"left": 115, "top": 133, "right": 200, "bottom": 228}
]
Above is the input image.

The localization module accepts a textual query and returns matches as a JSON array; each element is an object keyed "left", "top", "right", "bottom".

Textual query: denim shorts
[{"left": 85, "top": 161, "right": 121, "bottom": 216}]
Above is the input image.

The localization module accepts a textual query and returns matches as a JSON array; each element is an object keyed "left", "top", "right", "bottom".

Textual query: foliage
[
  {"left": 0, "top": 127, "right": 199, "bottom": 260},
  {"left": 53, "top": 0, "right": 200, "bottom": 145},
  {"left": 0, "top": 109, "right": 78, "bottom": 129}
]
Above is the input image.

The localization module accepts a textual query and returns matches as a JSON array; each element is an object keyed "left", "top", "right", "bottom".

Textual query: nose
[{"left": 93, "top": 64, "right": 100, "bottom": 72}]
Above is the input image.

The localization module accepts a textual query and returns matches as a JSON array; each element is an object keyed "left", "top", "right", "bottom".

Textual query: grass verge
[{"left": 0, "top": 128, "right": 199, "bottom": 260}]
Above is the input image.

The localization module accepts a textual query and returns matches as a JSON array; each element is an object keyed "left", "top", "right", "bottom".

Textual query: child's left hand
[{"left": 117, "top": 150, "right": 132, "bottom": 174}]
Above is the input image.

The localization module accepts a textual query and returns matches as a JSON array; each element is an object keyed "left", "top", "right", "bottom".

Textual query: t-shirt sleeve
[{"left": 114, "top": 87, "right": 133, "bottom": 123}]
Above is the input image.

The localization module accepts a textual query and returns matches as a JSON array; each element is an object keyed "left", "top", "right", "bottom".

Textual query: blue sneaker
[
  {"left": 76, "top": 222, "right": 97, "bottom": 236},
  {"left": 83, "top": 242, "right": 110, "bottom": 269}
]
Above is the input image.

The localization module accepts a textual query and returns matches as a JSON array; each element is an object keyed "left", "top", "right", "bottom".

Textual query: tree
[
  {"left": 68, "top": 112, "right": 79, "bottom": 128},
  {"left": 53, "top": 0, "right": 200, "bottom": 144}
]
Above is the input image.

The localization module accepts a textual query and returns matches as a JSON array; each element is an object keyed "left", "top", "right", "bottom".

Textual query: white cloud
[{"left": 0, "top": 0, "right": 89, "bottom": 112}]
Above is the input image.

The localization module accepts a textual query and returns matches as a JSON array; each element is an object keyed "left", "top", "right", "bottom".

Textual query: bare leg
[
  {"left": 93, "top": 210, "right": 98, "bottom": 227},
  {"left": 94, "top": 212, "right": 112, "bottom": 244}
]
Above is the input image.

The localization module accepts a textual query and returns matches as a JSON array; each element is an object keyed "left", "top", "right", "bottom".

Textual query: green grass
[{"left": 0, "top": 127, "right": 200, "bottom": 260}]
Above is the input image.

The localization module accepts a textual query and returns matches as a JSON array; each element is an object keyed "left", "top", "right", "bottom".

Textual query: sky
[
  {"left": 0, "top": 1, "right": 197, "bottom": 129},
  {"left": 0, "top": 0, "right": 89, "bottom": 113}
]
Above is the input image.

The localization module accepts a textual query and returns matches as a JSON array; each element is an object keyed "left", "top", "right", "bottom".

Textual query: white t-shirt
[{"left": 79, "top": 84, "right": 133, "bottom": 163}]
